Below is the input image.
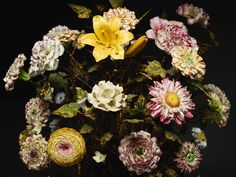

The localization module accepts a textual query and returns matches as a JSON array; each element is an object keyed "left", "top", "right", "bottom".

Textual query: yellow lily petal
[
  {"left": 93, "top": 44, "right": 111, "bottom": 62},
  {"left": 93, "top": 15, "right": 112, "bottom": 43},
  {"left": 110, "top": 45, "right": 125, "bottom": 60},
  {"left": 108, "top": 17, "right": 121, "bottom": 33},
  {"left": 79, "top": 33, "right": 98, "bottom": 47},
  {"left": 115, "top": 30, "right": 134, "bottom": 45}
]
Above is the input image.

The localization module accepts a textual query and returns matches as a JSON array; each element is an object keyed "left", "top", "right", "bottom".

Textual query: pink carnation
[{"left": 146, "top": 16, "right": 198, "bottom": 53}]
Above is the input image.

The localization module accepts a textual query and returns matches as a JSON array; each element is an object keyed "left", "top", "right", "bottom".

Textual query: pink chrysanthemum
[
  {"left": 19, "top": 134, "right": 50, "bottom": 170},
  {"left": 118, "top": 131, "right": 162, "bottom": 175},
  {"left": 175, "top": 142, "right": 202, "bottom": 174},
  {"left": 146, "top": 78, "right": 195, "bottom": 125},
  {"left": 145, "top": 16, "right": 198, "bottom": 53}
]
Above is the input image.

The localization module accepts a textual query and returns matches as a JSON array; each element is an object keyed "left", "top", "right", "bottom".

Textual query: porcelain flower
[
  {"left": 191, "top": 127, "right": 207, "bottom": 149},
  {"left": 3, "top": 54, "right": 27, "bottom": 91},
  {"left": 175, "top": 142, "right": 202, "bottom": 174},
  {"left": 29, "top": 36, "right": 64, "bottom": 77},
  {"left": 19, "top": 134, "right": 50, "bottom": 170},
  {"left": 204, "top": 84, "right": 231, "bottom": 127},
  {"left": 118, "top": 131, "right": 162, "bottom": 175},
  {"left": 146, "top": 16, "right": 198, "bottom": 53},
  {"left": 103, "top": 7, "right": 139, "bottom": 31},
  {"left": 177, "top": 3, "right": 210, "bottom": 27},
  {"left": 79, "top": 15, "right": 134, "bottom": 62},
  {"left": 88, "top": 81, "right": 127, "bottom": 112},
  {"left": 47, "top": 128, "right": 86, "bottom": 167},
  {"left": 170, "top": 46, "right": 206, "bottom": 79},
  {"left": 146, "top": 78, "right": 195, "bottom": 125}
]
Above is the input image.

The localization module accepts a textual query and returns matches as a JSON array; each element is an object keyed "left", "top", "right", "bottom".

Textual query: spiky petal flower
[
  {"left": 170, "top": 46, "right": 206, "bottom": 79},
  {"left": 47, "top": 25, "right": 83, "bottom": 43},
  {"left": 19, "top": 134, "right": 50, "bottom": 170},
  {"left": 3, "top": 54, "right": 26, "bottom": 91},
  {"left": 88, "top": 81, "right": 127, "bottom": 112},
  {"left": 191, "top": 127, "right": 207, "bottom": 149},
  {"left": 175, "top": 142, "right": 202, "bottom": 174},
  {"left": 103, "top": 7, "right": 139, "bottom": 31},
  {"left": 146, "top": 16, "right": 198, "bottom": 53},
  {"left": 29, "top": 36, "right": 64, "bottom": 77},
  {"left": 204, "top": 84, "right": 231, "bottom": 127},
  {"left": 177, "top": 3, "right": 210, "bottom": 27},
  {"left": 146, "top": 78, "right": 195, "bottom": 125},
  {"left": 118, "top": 131, "right": 162, "bottom": 175},
  {"left": 47, "top": 128, "right": 86, "bottom": 167},
  {"left": 25, "top": 97, "right": 50, "bottom": 133}
]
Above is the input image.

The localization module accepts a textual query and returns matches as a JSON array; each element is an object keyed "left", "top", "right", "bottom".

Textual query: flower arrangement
[{"left": 4, "top": 0, "right": 231, "bottom": 177}]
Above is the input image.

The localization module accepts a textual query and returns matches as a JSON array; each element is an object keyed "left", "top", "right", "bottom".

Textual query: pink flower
[
  {"left": 146, "top": 78, "right": 195, "bottom": 125},
  {"left": 177, "top": 3, "right": 210, "bottom": 27},
  {"left": 146, "top": 16, "right": 198, "bottom": 53},
  {"left": 175, "top": 142, "right": 202, "bottom": 173},
  {"left": 118, "top": 131, "right": 162, "bottom": 175}
]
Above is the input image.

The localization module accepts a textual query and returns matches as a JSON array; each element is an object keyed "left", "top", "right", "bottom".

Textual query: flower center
[
  {"left": 198, "top": 132, "right": 206, "bottom": 142},
  {"left": 133, "top": 147, "right": 145, "bottom": 156},
  {"left": 30, "top": 108, "right": 38, "bottom": 116},
  {"left": 165, "top": 92, "right": 180, "bottom": 107},
  {"left": 186, "top": 152, "right": 196, "bottom": 163},
  {"left": 30, "top": 149, "right": 38, "bottom": 158},
  {"left": 58, "top": 142, "right": 73, "bottom": 155}
]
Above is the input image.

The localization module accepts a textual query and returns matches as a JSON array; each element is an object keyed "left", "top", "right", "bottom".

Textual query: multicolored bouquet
[{"left": 3, "top": 0, "right": 231, "bottom": 176}]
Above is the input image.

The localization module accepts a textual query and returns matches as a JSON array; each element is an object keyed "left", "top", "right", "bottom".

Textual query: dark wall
[{"left": 0, "top": 0, "right": 235, "bottom": 176}]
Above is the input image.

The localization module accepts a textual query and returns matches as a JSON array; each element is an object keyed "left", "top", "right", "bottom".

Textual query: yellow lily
[{"left": 79, "top": 15, "right": 134, "bottom": 62}]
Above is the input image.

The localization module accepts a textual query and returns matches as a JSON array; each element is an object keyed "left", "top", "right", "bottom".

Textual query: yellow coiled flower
[{"left": 47, "top": 127, "right": 86, "bottom": 167}]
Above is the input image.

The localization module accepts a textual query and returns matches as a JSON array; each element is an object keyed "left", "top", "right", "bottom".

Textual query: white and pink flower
[
  {"left": 146, "top": 78, "right": 195, "bottom": 125},
  {"left": 175, "top": 142, "right": 202, "bottom": 173},
  {"left": 118, "top": 131, "right": 162, "bottom": 175},
  {"left": 19, "top": 134, "right": 50, "bottom": 170},
  {"left": 146, "top": 16, "right": 198, "bottom": 53},
  {"left": 177, "top": 3, "right": 210, "bottom": 27}
]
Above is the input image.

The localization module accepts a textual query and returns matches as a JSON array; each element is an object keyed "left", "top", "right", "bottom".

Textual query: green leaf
[
  {"left": 164, "top": 131, "right": 181, "bottom": 143},
  {"left": 123, "top": 119, "right": 144, "bottom": 123},
  {"left": 126, "top": 94, "right": 137, "bottom": 102},
  {"left": 141, "top": 60, "right": 166, "bottom": 79},
  {"left": 69, "top": 4, "right": 92, "bottom": 19},
  {"left": 48, "top": 72, "right": 68, "bottom": 91},
  {"left": 36, "top": 81, "right": 53, "bottom": 102},
  {"left": 75, "top": 87, "right": 88, "bottom": 103},
  {"left": 80, "top": 124, "right": 93, "bottom": 134},
  {"left": 108, "top": 0, "right": 124, "bottom": 8},
  {"left": 100, "top": 133, "right": 113, "bottom": 146},
  {"left": 52, "top": 102, "right": 80, "bottom": 118}
]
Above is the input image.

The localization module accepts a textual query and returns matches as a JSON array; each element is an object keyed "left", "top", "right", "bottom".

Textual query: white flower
[
  {"left": 29, "top": 36, "right": 64, "bottom": 77},
  {"left": 103, "top": 7, "right": 139, "bottom": 31},
  {"left": 204, "top": 84, "right": 230, "bottom": 127},
  {"left": 3, "top": 54, "right": 26, "bottom": 91},
  {"left": 92, "top": 151, "right": 107, "bottom": 163},
  {"left": 47, "top": 25, "right": 82, "bottom": 43},
  {"left": 191, "top": 127, "right": 207, "bottom": 149},
  {"left": 88, "top": 81, "right": 127, "bottom": 112}
]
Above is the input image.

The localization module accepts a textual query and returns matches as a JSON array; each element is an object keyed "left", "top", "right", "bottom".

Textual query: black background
[{"left": 0, "top": 0, "right": 235, "bottom": 176}]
